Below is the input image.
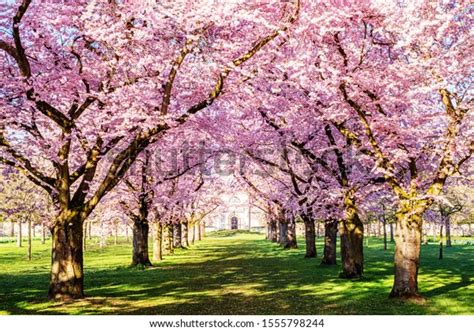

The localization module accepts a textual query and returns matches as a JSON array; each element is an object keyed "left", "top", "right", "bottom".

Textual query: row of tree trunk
[
  {"left": 13, "top": 220, "right": 48, "bottom": 247},
  {"left": 266, "top": 215, "right": 341, "bottom": 267},
  {"left": 267, "top": 208, "right": 298, "bottom": 249},
  {"left": 132, "top": 219, "right": 205, "bottom": 267},
  {"left": 11, "top": 220, "right": 49, "bottom": 261},
  {"left": 266, "top": 209, "right": 364, "bottom": 279},
  {"left": 269, "top": 215, "right": 402, "bottom": 268}
]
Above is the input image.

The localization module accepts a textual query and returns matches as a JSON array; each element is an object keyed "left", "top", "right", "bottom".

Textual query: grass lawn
[{"left": 0, "top": 231, "right": 473, "bottom": 315}]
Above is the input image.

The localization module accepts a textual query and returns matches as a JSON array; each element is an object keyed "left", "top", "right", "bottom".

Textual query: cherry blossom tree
[
  {"left": 0, "top": 0, "right": 301, "bottom": 300},
  {"left": 293, "top": 0, "right": 473, "bottom": 297}
]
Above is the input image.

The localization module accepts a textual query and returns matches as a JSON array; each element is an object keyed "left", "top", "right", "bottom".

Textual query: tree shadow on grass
[{"left": 422, "top": 274, "right": 472, "bottom": 298}]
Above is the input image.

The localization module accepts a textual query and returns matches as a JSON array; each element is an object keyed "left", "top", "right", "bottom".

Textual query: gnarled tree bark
[{"left": 48, "top": 211, "right": 84, "bottom": 300}]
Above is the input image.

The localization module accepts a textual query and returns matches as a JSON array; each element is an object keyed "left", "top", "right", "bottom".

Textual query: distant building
[{"left": 205, "top": 192, "right": 266, "bottom": 232}]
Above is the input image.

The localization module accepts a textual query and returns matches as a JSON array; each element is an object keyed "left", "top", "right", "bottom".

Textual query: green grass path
[{"left": 0, "top": 231, "right": 473, "bottom": 314}]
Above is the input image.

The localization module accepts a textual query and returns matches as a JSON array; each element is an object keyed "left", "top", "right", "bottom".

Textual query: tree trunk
[
  {"left": 41, "top": 222, "right": 46, "bottom": 244},
  {"left": 173, "top": 223, "right": 183, "bottom": 248},
  {"left": 200, "top": 221, "right": 206, "bottom": 238},
  {"left": 383, "top": 218, "right": 387, "bottom": 250},
  {"left": 88, "top": 221, "right": 92, "bottom": 240},
  {"left": 169, "top": 223, "right": 174, "bottom": 247},
  {"left": 191, "top": 223, "right": 195, "bottom": 245},
  {"left": 131, "top": 218, "right": 152, "bottom": 267},
  {"left": 445, "top": 216, "right": 451, "bottom": 248},
  {"left": 268, "top": 220, "right": 278, "bottom": 242},
  {"left": 285, "top": 218, "right": 298, "bottom": 249},
  {"left": 152, "top": 223, "right": 162, "bottom": 261},
  {"left": 27, "top": 218, "right": 32, "bottom": 261},
  {"left": 439, "top": 222, "right": 444, "bottom": 260},
  {"left": 163, "top": 224, "right": 174, "bottom": 254},
  {"left": 10, "top": 221, "right": 15, "bottom": 237},
  {"left": 114, "top": 222, "right": 118, "bottom": 245},
  {"left": 167, "top": 224, "right": 174, "bottom": 254},
  {"left": 321, "top": 219, "right": 337, "bottom": 265},
  {"left": 196, "top": 222, "right": 202, "bottom": 241},
  {"left": 422, "top": 224, "right": 428, "bottom": 245},
  {"left": 339, "top": 193, "right": 364, "bottom": 278},
  {"left": 301, "top": 214, "right": 316, "bottom": 258},
  {"left": 390, "top": 202, "right": 423, "bottom": 299},
  {"left": 182, "top": 221, "right": 189, "bottom": 247},
  {"left": 390, "top": 222, "right": 394, "bottom": 242},
  {"left": 17, "top": 221, "right": 22, "bottom": 247},
  {"left": 48, "top": 212, "right": 84, "bottom": 300},
  {"left": 99, "top": 221, "right": 106, "bottom": 248},
  {"left": 82, "top": 222, "right": 87, "bottom": 252},
  {"left": 278, "top": 220, "right": 289, "bottom": 247},
  {"left": 125, "top": 224, "right": 129, "bottom": 243},
  {"left": 316, "top": 221, "right": 321, "bottom": 238}
]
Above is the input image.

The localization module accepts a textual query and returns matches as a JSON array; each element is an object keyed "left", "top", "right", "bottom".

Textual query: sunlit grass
[{"left": 0, "top": 231, "right": 472, "bottom": 314}]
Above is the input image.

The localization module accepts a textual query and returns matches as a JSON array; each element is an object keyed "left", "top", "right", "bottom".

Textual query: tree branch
[
  {"left": 81, "top": 0, "right": 301, "bottom": 217},
  {"left": 11, "top": 0, "right": 32, "bottom": 77},
  {"left": 0, "top": 130, "right": 55, "bottom": 189},
  {"left": 160, "top": 39, "right": 193, "bottom": 115},
  {"left": 339, "top": 82, "right": 407, "bottom": 198},
  {"left": 176, "top": 0, "right": 300, "bottom": 124}
]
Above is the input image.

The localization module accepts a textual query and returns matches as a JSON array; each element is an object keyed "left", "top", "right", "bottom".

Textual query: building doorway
[{"left": 231, "top": 216, "right": 238, "bottom": 230}]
